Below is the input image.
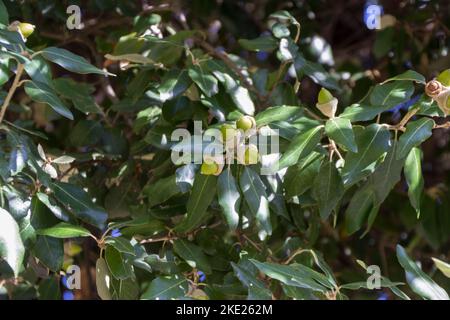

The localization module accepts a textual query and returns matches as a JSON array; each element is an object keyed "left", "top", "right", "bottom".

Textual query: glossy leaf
[
  {"left": 342, "top": 124, "right": 391, "bottom": 186},
  {"left": 240, "top": 167, "right": 271, "bottom": 239},
  {"left": 0, "top": 208, "right": 25, "bottom": 277},
  {"left": 217, "top": 168, "right": 240, "bottom": 231},
  {"left": 404, "top": 147, "right": 424, "bottom": 216},
  {"left": 312, "top": 161, "right": 344, "bottom": 219},
  {"left": 36, "top": 222, "right": 91, "bottom": 238},
  {"left": 175, "top": 173, "right": 217, "bottom": 233},
  {"left": 24, "top": 81, "right": 74, "bottom": 120},
  {"left": 325, "top": 117, "right": 358, "bottom": 152},
  {"left": 396, "top": 245, "right": 449, "bottom": 300},
  {"left": 396, "top": 118, "right": 434, "bottom": 160},
  {"left": 277, "top": 126, "right": 323, "bottom": 170},
  {"left": 41, "top": 47, "right": 113, "bottom": 76},
  {"left": 173, "top": 239, "right": 212, "bottom": 274}
]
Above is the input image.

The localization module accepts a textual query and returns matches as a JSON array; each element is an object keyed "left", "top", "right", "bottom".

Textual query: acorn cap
[{"left": 316, "top": 97, "right": 338, "bottom": 118}]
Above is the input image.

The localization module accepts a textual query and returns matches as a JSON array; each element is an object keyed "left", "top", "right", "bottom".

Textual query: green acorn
[
  {"left": 18, "top": 22, "right": 35, "bottom": 38},
  {"left": 318, "top": 88, "right": 334, "bottom": 104},
  {"left": 243, "top": 145, "right": 259, "bottom": 165},
  {"left": 201, "top": 162, "right": 220, "bottom": 175},
  {"left": 220, "top": 123, "right": 237, "bottom": 142},
  {"left": 236, "top": 115, "right": 256, "bottom": 131}
]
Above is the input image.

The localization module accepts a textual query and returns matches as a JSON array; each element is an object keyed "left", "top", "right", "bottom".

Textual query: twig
[{"left": 0, "top": 64, "right": 25, "bottom": 124}]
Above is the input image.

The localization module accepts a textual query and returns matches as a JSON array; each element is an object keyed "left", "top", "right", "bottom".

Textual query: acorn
[
  {"left": 425, "top": 79, "right": 450, "bottom": 115},
  {"left": 236, "top": 115, "right": 256, "bottom": 131},
  {"left": 200, "top": 156, "right": 224, "bottom": 176},
  {"left": 243, "top": 144, "right": 259, "bottom": 165},
  {"left": 220, "top": 123, "right": 238, "bottom": 143},
  {"left": 316, "top": 88, "right": 338, "bottom": 118},
  {"left": 18, "top": 22, "right": 35, "bottom": 38},
  {"left": 201, "top": 162, "right": 220, "bottom": 175}
]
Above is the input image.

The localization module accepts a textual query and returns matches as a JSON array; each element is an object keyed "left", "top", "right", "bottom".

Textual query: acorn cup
[
  {"left": 316, "top": 88, "right": 338, "bottom": 118},
  {"left": 425, "top": 78, "right": 450, "bottom": 116}
]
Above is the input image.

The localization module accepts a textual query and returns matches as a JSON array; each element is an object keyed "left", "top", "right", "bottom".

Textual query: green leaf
[
  {"left": 36, "top": 192, "right": 69, "bottom": 221},
  {"left": 325, "top": 117, "right": 358, "bottom": 152},
  {"left": 404, "top": 147, "right": 424, "bottom": 216},
  {"left": 294, "top": 55, "right": 339, "bottom": 90},
  {"left": 370, "top": 143, "right": 405, "bottom": 206},
  {"left": 272, "top": 22, "right": 291, "bottom": 38},
  {"left": 345, "top": 184, "right": 376, "bottom": 235},
  {"left": 24, "top": 81, "right": 73, "bottom": 120},
  {"left": 36, "top": 222, "right": 91, "bottom": 238},
  {"left": 33, "top": 236, "right": 63, "bottom": 272},
  {"left": 381, "top": 70, "right": 426, "bottom": 85},
  {"left": 0, "top": 0, "right": 8, "bottom": 25},
  {"left": 38, "top": 276, "right": 61, "bottom": 300},
  {"left": 370, "top": 81, "right": 414, "bottom": 110},
  {"left": 69, "top": 120, "right": 103, "bottom": 147},
  {"left": 175, "top": 173, "right": 217, "bottom": 233},
  {"left": 144, "top": 175, "right": 180, "bottom": 207},
  {"left": 284, "top": 152, "right": 323, "bottom": 198},
  {"left": 340, "top": 104, "right": 387, "bottom": 122},
  {"left": 231, "top": 262, "right": 272, "bottom": 300},
  {"left": 396, "top": 245, "right": 449, "bottom": 300},
  {"left": 255, "top": 106, "right": 301, "bottom": 126},
  {"left": 24, "top": 57, "right": 53, "bottom": 86},
  {"left": 53, "top": 78, "right": 101, "bottom": 114},
  {"left": 110, "top": 277, "right": 139, "bottom": 300},
  {"left": 52, "top": 182, "right": 108, "bottom": 229},
  {"left": 396, "top": 118, "right": 434, "bottom": 160},
  {"left": 277, "top": 126, "right": 323, "bottom": 170},
  {"left": 188, "top": 65, "right": 218, "bottom": 97},
  {"left": 238, "top": 36, "right": 278, "bottom": 52},
  {"left": 250, "top": 260, "right": 330, "bottom": 292},
  {"left": 0, "top": 208, "right": 25, "bottom": 277},
  {"left": 158, "top": 69, "right": 191, "bottom": 102},
  {"left": 104, "top": 237, "right": 136, "bottom": 256},
  {"left": 240, "top": 167, "right": 271, "bottom": 240},
  {"left": 312, "top": 161, "right": 344, "bottom": 219},
  {"left": 432, "top": 258, "right": 450, "bottom": 278},
  {"left": 173, "top": 239, "right": 212, "bottom": 274},
  {"left": 221, "top": 73, "right": 255, "bottom": 115},
  {"left": 217, "top": 168, "right": 240, "bottom": 231},
  {"left": 96, "top": 258, "right": 112, "bottom": 300},
  {"left": 105, "top": 246, "right": 133, "bottom": 280},
  {"left": 141, "top": 275, "right": 188, "bottom": 300},
  {"left": 40, "top": 47, "right": 113, "bottom": 76},
  {"left": 341, "top": 124, "right": 391, "bottom": 186}
]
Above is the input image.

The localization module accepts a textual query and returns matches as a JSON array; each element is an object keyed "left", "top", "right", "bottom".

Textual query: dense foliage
[{"left": 1, "top": 0, "right": 450, "bottom": 300}]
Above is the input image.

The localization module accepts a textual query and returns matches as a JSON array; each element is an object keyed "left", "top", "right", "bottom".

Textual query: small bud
[
  {"left": 236, "top": 115, "right": 256, "bottom": 131},
  {"left": 437, "top": 69, "right": 450, "bottom": 87},
  {"left": 18, "top": 22, "right": 35, "bottom": 38},
  {"left": 425, "top": 80, "right": 442, "bottom": 97},
  {"left": 317, "top": 88, "right": 334, "bottom": 104},
  {"left": 316, "top": 88, "right": 338, "bottom": 118},
  {"left": 243, "top": 144, "right": 259, "bottom": 165}
]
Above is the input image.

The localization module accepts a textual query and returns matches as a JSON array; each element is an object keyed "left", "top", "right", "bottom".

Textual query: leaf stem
[{"left": 0, "top": 63, "right": 25, "bottom": 124}]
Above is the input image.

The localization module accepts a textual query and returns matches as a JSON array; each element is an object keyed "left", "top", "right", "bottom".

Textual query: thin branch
[{"left": 0, "top": 63, "right": 25, "bottom": 124}]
